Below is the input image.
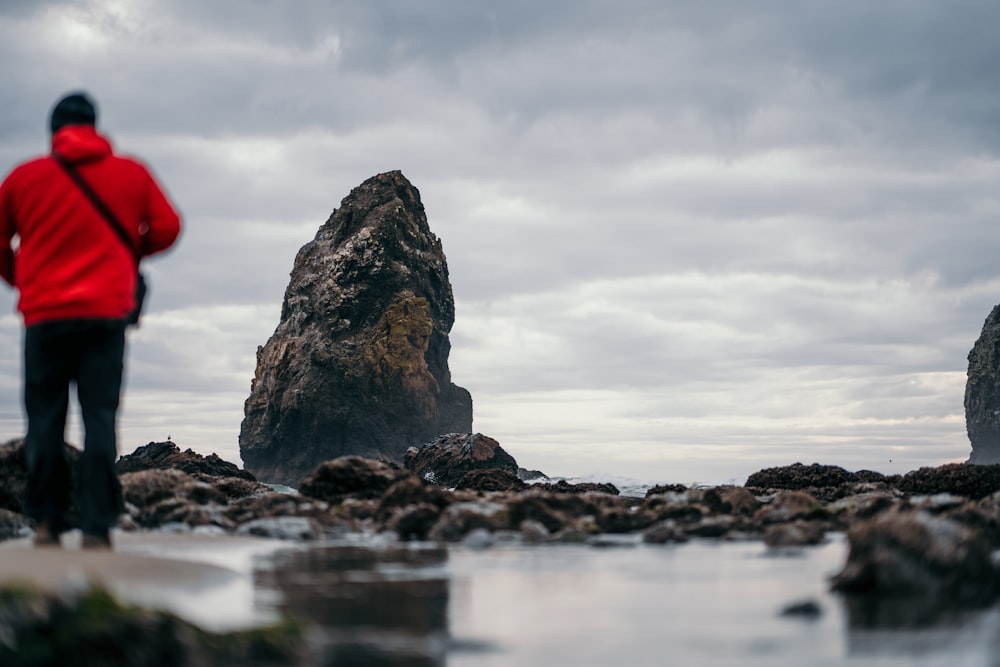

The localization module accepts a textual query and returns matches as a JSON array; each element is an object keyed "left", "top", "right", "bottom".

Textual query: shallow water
[{"left": 242, "top": 534, "right": 1000, "bottom": 666}]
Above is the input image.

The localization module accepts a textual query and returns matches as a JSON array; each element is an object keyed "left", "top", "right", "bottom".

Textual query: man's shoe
[
  {"left": 33, "top": 522, "right": 61, "bottom": 548},
  {"left": 81, "top": 531, "right": 112, "bottom": 551}
]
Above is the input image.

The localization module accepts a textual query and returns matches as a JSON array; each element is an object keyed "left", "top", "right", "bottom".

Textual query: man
[{"left": 0, "top": 92, "right": 181, "bottom": 549}]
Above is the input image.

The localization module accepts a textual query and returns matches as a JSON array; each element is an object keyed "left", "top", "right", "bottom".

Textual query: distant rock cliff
[
  {"left": 240, "top": 171, "right": 473, "bottom": 486},
  {"left": 966, "top": 304, "right": 1000, "bottom": 464}
]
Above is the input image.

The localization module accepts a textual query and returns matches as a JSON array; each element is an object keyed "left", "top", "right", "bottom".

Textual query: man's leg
[
  {"left": 75, "top": 319, "right": 126, "bottom": 541},
  {"left": 23, "top": 322, "right": 75, "bottom": 538}
]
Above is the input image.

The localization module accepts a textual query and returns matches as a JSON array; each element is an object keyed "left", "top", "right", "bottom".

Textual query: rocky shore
[{"left": 2, "top": 435, "right": 1000, "bottom": 663}]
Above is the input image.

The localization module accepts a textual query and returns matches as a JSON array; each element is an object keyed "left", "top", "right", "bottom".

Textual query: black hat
[{"left": 50, "top": 92, "right": 97, "bottom": 134}]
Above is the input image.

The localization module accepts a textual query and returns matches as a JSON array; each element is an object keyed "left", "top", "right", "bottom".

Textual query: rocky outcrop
[
  {"left": 240, "top": 171, "right": 472, "bottom": 487},
  {"left": 403, "top": 433, "right": 518, "bottom": 486},
  {"left": 116, "top": 441, "right": 256, "bottom": 481},
  {"left": 966, "top": 305, "right": 1000, "bottom": 463},
  {"left": 745, "top": 462, "right": 897, "bottom": 502},
  {"left": 897, "top": 463, "right": 1000, "bottom": 499}
]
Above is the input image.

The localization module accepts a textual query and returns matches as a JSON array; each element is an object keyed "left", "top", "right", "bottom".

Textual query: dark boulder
[
  {"left": 0, "top": 584, "right": 307, "bottom": 665},
  {"left": 428, "top": 501, "right": 507, "bottom": 542},
  {"left": 595, "top": 505, "right": 657, "bottom": 533},
  {"left": 298, "top": 456, "right": 412, "bottom": 503},
  {"left": 745, "top": 462, "right": 854, "bottom": 490},
  {"left": 754, "top": 490, "right": 826, "bottom": 524},
  {"left": 690, "top": 486, "right": 758, "bottom": 516},
  {"left": 896, "top": 462, "right": 1000, "bottom": 500},
  {"left": 386, "top": 503, "right": 444, "bottom": 541},
  {"left": 965, "top": 304, "right": 1000, "bottom": 463},
  {"left": 403, "top": 433, "right": 517, "bottom": 487},
  {"left": 779, "top": 599, "right": 823, "bottom": 619},
  {"left": 645, "top": 483, "right": 688, "bottom": 497},
  {"left": 374, "top": 476, "right": 453, "bottom": 523},
  {"left": 763, "top": 521, "right": 827, "bottom": 548},
  {"left": 116, "top": 441, "right": 255, "bottom": 481},
  {"left": 454, "top": 468, "right": 527, "bottom": 493},
  {"left": 240, "top": 171, "right": 473, "bottom": 487},
  {"left": 642, "top": 520, "right": 689, "bottom": 544},
  {"left": 831, "top": 508, "right": 1000, "bottom": 625},
  {"left": 504, "top": 491, "right": 606, "bottom": 534},
  {"left": 197, "top": 475, "right": 270, "bottom": 501},
  {"left": 532, "top": 479, "right": 620, "bottom": 496}
]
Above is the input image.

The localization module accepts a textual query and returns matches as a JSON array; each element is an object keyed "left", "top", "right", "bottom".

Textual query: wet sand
[{"left": 0, "top": 531, "right": 294, "bottom": 630}]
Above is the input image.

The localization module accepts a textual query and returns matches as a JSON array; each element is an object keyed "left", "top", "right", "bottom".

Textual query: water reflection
[
  {"left": 248, "top": 538, "right": 1000, "bottom": 666},
  {"left": 255, "top": 544, "right": 450, "bottom": 666}
]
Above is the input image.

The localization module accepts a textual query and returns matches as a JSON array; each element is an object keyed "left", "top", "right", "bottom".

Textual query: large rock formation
[
  {"left": 240, "top": 171, "right": 472, "bottom": 486},
  {"left": 966, "top": 305, "right": 1000, "bottom": 463}
]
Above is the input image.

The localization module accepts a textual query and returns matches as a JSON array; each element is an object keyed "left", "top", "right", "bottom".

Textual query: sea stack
[
  {"left": 240, "top": 171, "right": 473, "bottom": 486},
  {"left": 966, "top": 304, "right": 1000, "bottom": 464}
]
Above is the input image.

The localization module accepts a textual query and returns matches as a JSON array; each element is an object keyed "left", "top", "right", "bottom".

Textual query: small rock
[
  {"left": 754, "top": 490, "right": 823, "bottom": 524},
  {"left": 428, "top": 501, "right": 506, "bottom": 542},
  {"left": 519, "top": 519, "right": 550, "bottom": 544},
  {"left": 685, "top": 515, "right": 736, "bottom": 538},
  {"left": 387, "top": 503, "right": 442, "bottom": 541},
  {"left": 764, "top": 521, "right": 826, "bottom": 548},
  {"left": 461, "top": 528, "right": 495, "bottom": 550},
  {"left": 780, "top": 599, "right": 823, "bottom": 619},
  {"left": 455, "top": 468, "right": 527, "bottom": 493},
  {"left": 375, "top": 476, "right": 452, "bottom": 522},
  {"left": 642, "top": 520, "right": 689, "bottom": 545},
  {"left": 645, "top": 483, "right": 689, "bottom": 498},
  {"left": 236, "top": 516, "right": 317, "bottom": 541}
]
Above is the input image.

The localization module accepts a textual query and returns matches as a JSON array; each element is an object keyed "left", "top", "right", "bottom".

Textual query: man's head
[{"left": 50, "top": 92, "right": 97, "bottom": 134}]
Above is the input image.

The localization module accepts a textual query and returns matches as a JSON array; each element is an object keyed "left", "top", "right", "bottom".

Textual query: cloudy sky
[{"left": 0, "top": 0, "right": 998, "bottom": 485}]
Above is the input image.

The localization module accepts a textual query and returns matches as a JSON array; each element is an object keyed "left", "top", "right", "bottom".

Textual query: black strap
[{"left": 52, "top": 153, "right": 139, "bottom": 262}]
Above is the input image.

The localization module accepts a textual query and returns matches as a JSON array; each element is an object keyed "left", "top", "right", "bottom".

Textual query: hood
[{"left": 51, "top": 126, "right": 113, "bottom": 165}]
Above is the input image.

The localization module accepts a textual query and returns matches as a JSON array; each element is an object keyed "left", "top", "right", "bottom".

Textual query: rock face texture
[
  {"left": 966, "top": 305, "right": 1000, "bottom": 463},
  {"left": 240, "top": 171, "right": 472, "bottom": 486},
  {"left": 116, "top": 441, "right": 256, "bottom": 481},
  {"left": 403, "top": 433, "right": 518, "bottom": 486}
]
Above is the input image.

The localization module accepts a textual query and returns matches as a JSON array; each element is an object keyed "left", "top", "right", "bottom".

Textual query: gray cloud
[{"left": 0, "top": 1, "right": 996, "bottom": 480}]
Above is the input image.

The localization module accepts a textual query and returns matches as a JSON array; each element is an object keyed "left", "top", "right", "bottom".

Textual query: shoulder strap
[{"left": 52, "top": 153, "right": 139, "bottom": 261}]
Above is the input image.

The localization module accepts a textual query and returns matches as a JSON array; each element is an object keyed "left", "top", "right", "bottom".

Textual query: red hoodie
[{"left": 0, "top": 126, "right": 181, "bottom": 325}]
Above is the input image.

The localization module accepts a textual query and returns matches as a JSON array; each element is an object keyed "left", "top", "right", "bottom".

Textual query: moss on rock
[{"left": 0, "top": 582, "right": 306, "bottom": 666}]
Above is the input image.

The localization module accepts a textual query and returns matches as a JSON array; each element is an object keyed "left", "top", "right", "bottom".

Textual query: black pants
[{"left": 23, "top": 318, "right": 126, "bottom": 534}]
